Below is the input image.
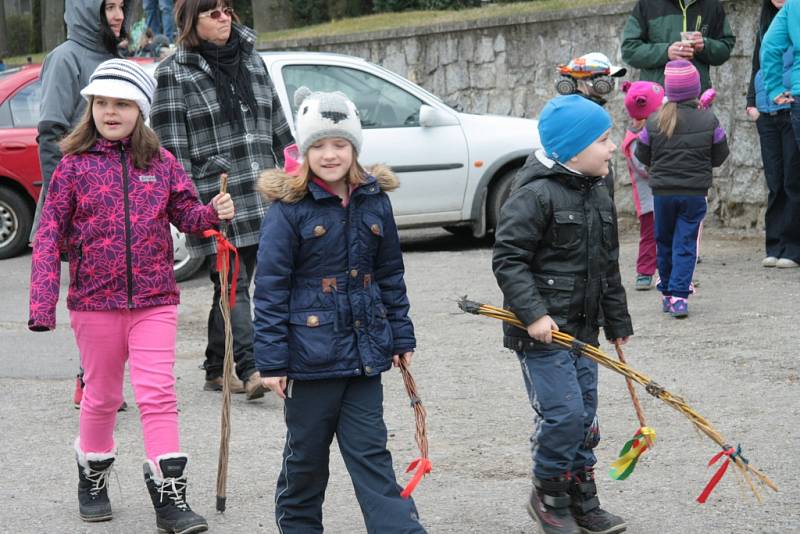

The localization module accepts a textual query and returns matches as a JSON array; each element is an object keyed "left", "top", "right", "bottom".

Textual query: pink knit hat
[
  {"left": 664, "top": 60, "right": 701, "bottom": 102},
  {"left": 622, "top": 81, "right": 664, "bottom": 120}
]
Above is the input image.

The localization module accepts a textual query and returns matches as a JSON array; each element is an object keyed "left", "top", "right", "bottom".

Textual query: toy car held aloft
[{"left": 555, "top": 56, "right": 615, "bottom": 96}]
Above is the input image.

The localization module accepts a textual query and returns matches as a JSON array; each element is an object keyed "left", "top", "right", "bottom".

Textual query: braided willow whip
[
  {"left": 613, "top": 340, "right": 653, "bottom": 449},
  {"left": 398, "top": 359, "right": 431, "bottom": 498},
  {"left": 215, "top": 173, "right": 234, "bottom": 513},
  {"left": 399, "top": 360, "right": 429, "bottom": 459},
  {"left": 457, "top": 297, "right": 778, "bottom": 502}
]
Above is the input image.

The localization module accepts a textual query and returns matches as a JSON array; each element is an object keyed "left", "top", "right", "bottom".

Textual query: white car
[
  {"left": 149, "top": 52, "right": 541, "bottom": 279},
  {"left": 261, "top": 51, "right": 540, "bottom": 236}
]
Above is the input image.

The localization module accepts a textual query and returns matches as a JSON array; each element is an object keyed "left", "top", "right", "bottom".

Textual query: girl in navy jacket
[{"left": 253, "top": 88, "right": 426, "bottom": 534}]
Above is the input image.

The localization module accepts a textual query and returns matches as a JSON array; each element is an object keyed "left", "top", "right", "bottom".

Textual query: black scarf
[{"left": 198, "top": 31, "right": 258, "bottom": 126}]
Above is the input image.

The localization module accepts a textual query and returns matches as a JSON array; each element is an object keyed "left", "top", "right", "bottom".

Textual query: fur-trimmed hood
[{"left": 257, "top": 164, "right": 399, "bottom": 203}]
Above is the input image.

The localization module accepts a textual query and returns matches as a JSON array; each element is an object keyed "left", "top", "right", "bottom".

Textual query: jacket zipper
[
  {"left": 120, "top": 144, "right": 134, "bottom": 308},
  {"left": 582, "top": 187, "right": 591, "bottom": 326}
]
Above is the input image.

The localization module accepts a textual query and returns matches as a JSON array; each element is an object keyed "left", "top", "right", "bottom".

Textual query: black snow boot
[
  {"left": 528, "top": 476, "right": 581, "bottom": 534},
  {"left": 569, "top": 469, "right": 626, "bottom": 534},
  {"left": 144, "top": 454, "right": 208, "bottom": 534},
  {"left": 75, "top": 440, "right": 115, "bottom": 522}
]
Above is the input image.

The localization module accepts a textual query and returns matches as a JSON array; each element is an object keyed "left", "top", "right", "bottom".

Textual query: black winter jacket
[
  {"left": 492, "top": 151, "right": 634, "bottom": 351},
  {"left": 635, "top": 102, "right": 729, "bottom": 196}
]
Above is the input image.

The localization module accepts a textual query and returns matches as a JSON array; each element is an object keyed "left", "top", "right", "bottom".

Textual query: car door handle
[{"left": 0, "top": 142, "right": 27, "bottom": 151}]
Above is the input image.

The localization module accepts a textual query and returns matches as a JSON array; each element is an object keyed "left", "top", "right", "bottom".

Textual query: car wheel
[
  {"left": 488, "top": 167, "right": 519, "bottom": 232},
  {"left": 0, "top": 186, "right": 33, "bottom": 260},
  {"left": 171, "top": 224, "right": 206, "bottom": 282}
]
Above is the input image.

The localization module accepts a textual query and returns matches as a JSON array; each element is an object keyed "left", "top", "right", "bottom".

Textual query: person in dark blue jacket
[{"left": 253, "top": 88, "right": 426, "bottom": 534}]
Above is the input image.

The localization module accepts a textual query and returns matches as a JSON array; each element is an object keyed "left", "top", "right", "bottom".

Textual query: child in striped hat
[
  {"left": 29, "top": 58, "right": 234, "bottom": 533},
  {"left": 634, "top": 60, "right": 729, "bottom": 318}
]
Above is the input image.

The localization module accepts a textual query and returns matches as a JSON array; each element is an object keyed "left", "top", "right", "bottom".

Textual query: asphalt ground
[{"left": 1, "top": 226, "right": 798, "bottom": 533}]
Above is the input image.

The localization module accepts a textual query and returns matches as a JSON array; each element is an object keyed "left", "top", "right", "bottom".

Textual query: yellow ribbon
[{"left": 609, "top": 427, "right": 656, "bottom": 480}]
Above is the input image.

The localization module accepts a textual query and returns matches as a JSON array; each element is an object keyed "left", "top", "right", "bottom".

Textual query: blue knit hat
[{"left": 538, "top": 95, "right": 612, "bottom": 163}]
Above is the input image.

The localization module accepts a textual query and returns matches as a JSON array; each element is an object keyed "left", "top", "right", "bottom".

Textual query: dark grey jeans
[
  {"left": 204, "top": 244, "right": 258, "bottom": 381},
  {"left": 756, "top": 108, "right": 800, "bottom": 261}
]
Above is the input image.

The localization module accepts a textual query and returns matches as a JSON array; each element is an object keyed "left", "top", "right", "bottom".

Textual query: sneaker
[
  {"left": 661, "top": 296, "right": 672, "bottom": 313},
  {"left": 762, "top": 256, "right": 778, "bottom": 268},
  {"left": 670, "top": 297, "right": 689, "bottom": 318},
  {"left": 244, "top": 372, "right": 267, "bottom": 401},
  {"left": 776, "top": 258, "right": 799, "bottom": 268},
  {"left": 73, "top": 375, "right": 84, "bottom": 409},
  {"left": 634, "top": 274, "right": 653, "bottom": 291},
  {"left": 203, "top": 375, "right": 245, "bottom": 394}
]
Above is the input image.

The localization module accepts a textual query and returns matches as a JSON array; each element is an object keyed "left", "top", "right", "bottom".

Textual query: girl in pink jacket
[
  {"left": 621, "top": 81, "right": 664, "bottom": 291},
  {"left": 28, "top": 59, "right": 232, "bottom": 534}
]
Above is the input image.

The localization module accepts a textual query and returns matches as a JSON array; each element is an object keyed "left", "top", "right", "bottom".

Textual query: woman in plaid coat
[{"left": 151, "top": 0, "right": 295, "bottom": 399}]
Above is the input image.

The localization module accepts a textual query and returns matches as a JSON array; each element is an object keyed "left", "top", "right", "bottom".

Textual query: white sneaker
[
  {"left": 776, "top": 258, "right": 799, "bottom": 268},
  {"left": 762, "top": 256, "right": 778, "bottom": 267}
]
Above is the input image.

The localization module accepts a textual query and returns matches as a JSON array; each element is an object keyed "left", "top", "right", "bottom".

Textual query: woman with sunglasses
[{"left": 151, "top": 0, "right": 295, "bottom": 401}]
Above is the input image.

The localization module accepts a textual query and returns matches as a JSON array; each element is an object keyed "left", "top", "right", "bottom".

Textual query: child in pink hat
[{"left": 621, "top": 80, "right": 664, "bottom": 290}]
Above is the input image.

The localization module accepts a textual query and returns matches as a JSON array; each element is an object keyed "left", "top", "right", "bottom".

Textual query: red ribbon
[
  {"left": 696, "top": 447, "right": 736, "bottom": 504},
  {"left": 400, "top": 457, "right": 432, "bottom": 499},
  {"left": 203, "top": 229, "right": 239, "bottom": 307}
]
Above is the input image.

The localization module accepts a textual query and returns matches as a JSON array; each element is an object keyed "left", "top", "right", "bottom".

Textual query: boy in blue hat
[{"left": 493, "top": 94, "right": 633, "bottom": 534}]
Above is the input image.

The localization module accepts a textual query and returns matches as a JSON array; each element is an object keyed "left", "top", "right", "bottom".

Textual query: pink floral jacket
[{"left": 29, "top": 138, "right": 219, "bottom": 331}]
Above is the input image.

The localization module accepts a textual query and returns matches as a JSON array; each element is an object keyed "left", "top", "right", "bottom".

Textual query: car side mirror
[{"left": 419, "top": 104, "right": 459, "bottom": 128}]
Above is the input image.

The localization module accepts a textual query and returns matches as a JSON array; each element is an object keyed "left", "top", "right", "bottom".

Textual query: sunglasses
[{"left": 199, "top": 6, "right": 234, "bottom": 19}]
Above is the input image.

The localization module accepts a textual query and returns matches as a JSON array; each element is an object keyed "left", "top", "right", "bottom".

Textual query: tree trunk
[
  {"left": 42, "top": 0, "right": 65, "bottom": 52},
  {"left": 0, "top": 0, "right": 8, "bottom": 57}
]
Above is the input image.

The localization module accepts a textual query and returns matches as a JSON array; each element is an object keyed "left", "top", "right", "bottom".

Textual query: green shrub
[
  {"left": 6, "top": 14, "right": 34, "bottom": 56},
  {"left": 373, "top": 0, "right": 419, "bottom": 12},
  {"left": 420, "top": 0, "right": 480, "bottom": 8},
  {"left": 289, "top": 0, "right": 330, "bottom": 24},
  {"left": 31, "top": 0, "right": 42, "bottom": 53},
  {"left": 233, "top": 0, "right": 254, "bottom": 27}
]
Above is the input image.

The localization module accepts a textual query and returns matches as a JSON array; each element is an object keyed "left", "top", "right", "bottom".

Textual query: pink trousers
[
  {"left": 637, "top": 212, "right": 657, "bottom": 276},
  {"left": 70, "top": 305, "right": 180, "bottom": 461}
]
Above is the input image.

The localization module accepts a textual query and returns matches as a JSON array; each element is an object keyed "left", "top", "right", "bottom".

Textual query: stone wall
[{"left": 261, "top": 0, "right": 766, "bottom": 227}]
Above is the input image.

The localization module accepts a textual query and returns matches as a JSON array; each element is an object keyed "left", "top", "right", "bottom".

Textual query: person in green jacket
[{"left": 621, "top": 0, "right": 736, "bottom": 91}]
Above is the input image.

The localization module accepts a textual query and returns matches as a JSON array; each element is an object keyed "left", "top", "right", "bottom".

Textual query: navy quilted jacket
[{"left": 253, "top": 165, "right": 415, "bottom": 380}]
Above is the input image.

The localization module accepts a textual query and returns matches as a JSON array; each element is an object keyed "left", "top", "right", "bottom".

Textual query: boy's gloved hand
[
  {"left": 526, "top": 315, "right": 559, "bottom": 344},
  {"left": 212, "top": 192, "right": 235, "bottom": 220}
]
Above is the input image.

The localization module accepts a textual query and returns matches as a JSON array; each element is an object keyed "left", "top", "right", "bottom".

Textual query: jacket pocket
[
  {"left": 300, "top": 218, "right": 333, "bottom": 240},
  {"left": 533, "top": 273, "right": 575, "bottom": 323},
  {"left": 599, "top": 210, "right": 616, "bottom": 249},
  {"left": 367, "top": 300, "right": 394, "bottom": 360},
  {"left": 299, "top": 218, "right": 332, "bottom": 265},
  {"left": 594, "top": 275, "right": 610, "bottom": 327},
  {"left": 73, "top": 241, "right": 84, "bottom": 290},
  {"left": 195, "top": 155, "right": 232, "bottom": 181},
  {"left": 552, "top": 210, "right": 584, "bottom": 249},
  {"left": 361, "top": 211, "right": 384, "bottom": 256},
  {"left": 288, "top": 310, "right": 339, "bottom": 369}
]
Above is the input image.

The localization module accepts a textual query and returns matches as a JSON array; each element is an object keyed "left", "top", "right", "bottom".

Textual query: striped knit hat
[
  {"left": 80, "top": 59, "right": 156, "bottom": 118},
  {"left": 664, "top": 60, "right": 700, "bottom": 103}
]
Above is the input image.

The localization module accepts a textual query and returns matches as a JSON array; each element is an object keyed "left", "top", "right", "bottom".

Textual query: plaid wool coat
[{"left": 151, "top": 24, "right": 295, "bottom": 256}]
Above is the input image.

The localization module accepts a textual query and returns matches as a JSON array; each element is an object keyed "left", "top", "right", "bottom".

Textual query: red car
[
  {"left": 0, "top": 61, "right": 206, "bottom": 280},
  {"left": 0, "top": 64, "right": 41, "bottom": 260}
]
